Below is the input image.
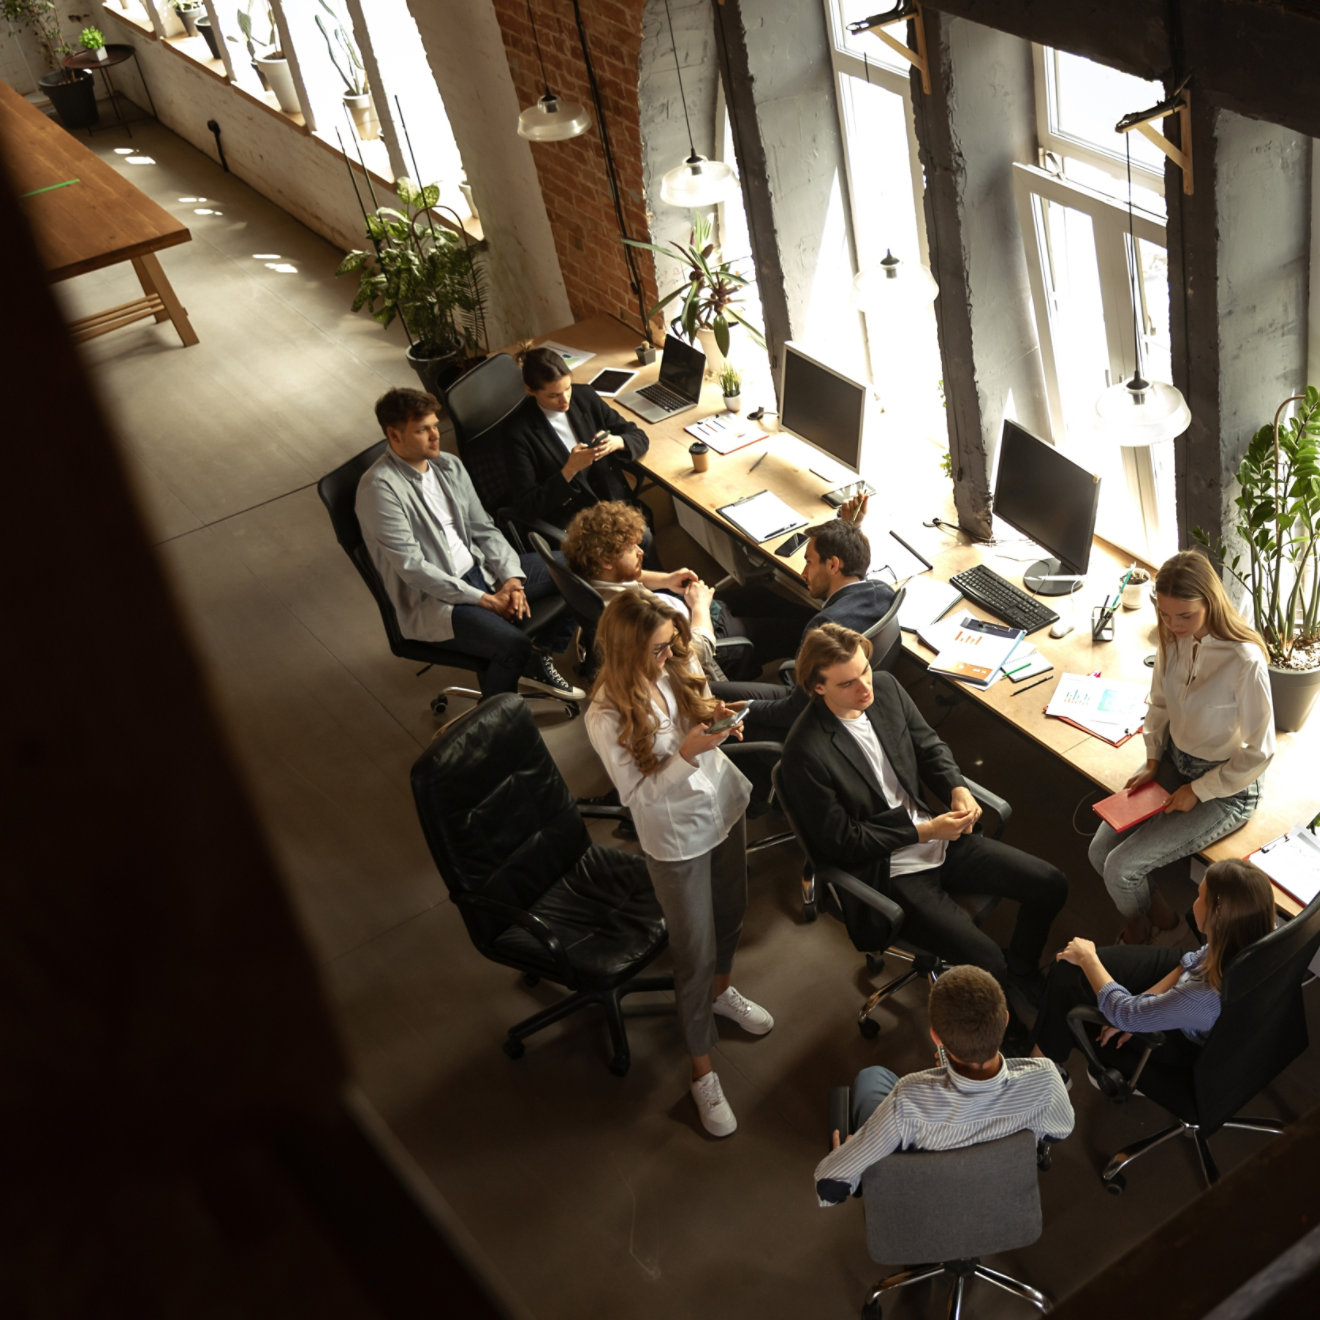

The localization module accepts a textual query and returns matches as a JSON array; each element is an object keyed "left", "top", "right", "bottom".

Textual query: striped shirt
[
  {"left": 1097, "top": 944, "right": 1221, "bottom": 1044},
  {"left": 814, "top": 1057, "right": 1074, "bottom": 1206}
]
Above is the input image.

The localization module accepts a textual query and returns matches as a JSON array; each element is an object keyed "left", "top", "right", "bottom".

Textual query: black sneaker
[{"left": 521, "top": 653, "right": 585, "bottom": 701}]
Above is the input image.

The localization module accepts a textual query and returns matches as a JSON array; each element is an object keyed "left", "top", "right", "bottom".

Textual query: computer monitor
[
  {"left": 779, "top": 342, "right": 867, "bottom": 475},
  {"left": 993, "top": 420, "right": 1101, "bottom": 596}
]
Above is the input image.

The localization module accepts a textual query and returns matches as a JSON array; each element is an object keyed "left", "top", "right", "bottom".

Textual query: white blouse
[
  {"left": 585, "top": 671, "right": 751, "bottom": 863},
  {"left": 1143, "top": 634, "right": 1275, "bottom": 800}
]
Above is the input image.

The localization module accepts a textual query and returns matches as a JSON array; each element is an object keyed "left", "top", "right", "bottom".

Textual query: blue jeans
[
  {"left": 850, "top": 1065, "right": 900, "bottom": 1131},
  {"left": 448, "top": 552, "right": 576, "bottom": 697},
  {"left": 1089, "top": 742, "right": 1262, "bottom": 919}
]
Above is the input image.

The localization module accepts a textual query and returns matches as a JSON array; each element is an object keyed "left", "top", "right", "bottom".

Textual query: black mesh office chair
[
  {"left": 317, "top": 440, "right": 576, "bottom": 717},
  {"left": 773, "top": 761, "right": 1008, "bottom": 1035},
  {"left": 1066, "top": 890, "right": 1320, "bottom": 1193},
  {"left": 410, "top": 694, "right": 672, "bottom": 1075},
  {"left": 830, "top": 1114, "right": 1051, "bottom": 1320}
]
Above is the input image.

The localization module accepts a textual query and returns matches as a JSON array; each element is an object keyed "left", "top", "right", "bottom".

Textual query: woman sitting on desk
[
  {"left": 500, "top": 346, "right": 653, "bottom": 554},
  {"left": 1030, "top": 859, "right": 1274, "bottom": 1068},
  {"left": 1092, "top": 550, "right": 1274, "bottom": 945},
  {"left": 584, "top": 590, "right": 773, "bottom": 1139}
]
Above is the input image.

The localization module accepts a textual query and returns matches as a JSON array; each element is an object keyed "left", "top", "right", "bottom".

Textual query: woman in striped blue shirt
[{"left": 1031, "top": 859, "right": 1275, "bottom": 1066}]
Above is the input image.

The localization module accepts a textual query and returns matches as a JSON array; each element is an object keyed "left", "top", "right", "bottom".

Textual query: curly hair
[
  {"left": 1154, "top": 549, "right": 1267, "bottom": 661},
  {"left": 591, "top": 590, "right": 718, "bottom": 776},
  {"left": 562, "top": 501, "right": 647, "bottom": 581}
]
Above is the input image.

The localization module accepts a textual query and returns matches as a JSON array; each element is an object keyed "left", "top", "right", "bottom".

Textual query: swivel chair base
[
  {"left": 858, "top": 949, "right": 942, "bottom": 1039},
  {"left": 1100, "top": 1112, "right": 1285, "bottom": 1194},
  {"left": 502, "top": 972, "right": 675, "bottom": 1077},
  {"left": 863, "top": 1256, "right": 1051, "bottom": 1320}
]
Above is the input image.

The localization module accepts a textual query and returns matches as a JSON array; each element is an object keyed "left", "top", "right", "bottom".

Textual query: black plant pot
[
  {"left": 177, "top": 5, "right": 202, "bottom": 38},
  {"left": 195, "top": 16, "right": 222, "bottom": 61},
  {"left": 406, "top": 343, "right": 464, "bottom": 399},
  {"left": 39, "top": 70, "right": 98, "bottom": 131}
]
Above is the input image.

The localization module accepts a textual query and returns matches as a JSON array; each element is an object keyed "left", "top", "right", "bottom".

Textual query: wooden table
[
  {"left": 544, "top": 314, "right": 1319, "bottom": 912},
  {"left": 0, "top": 80, "right": 197, "bottom": 347}
]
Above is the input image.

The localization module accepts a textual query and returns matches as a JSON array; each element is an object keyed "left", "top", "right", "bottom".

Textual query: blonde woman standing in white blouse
[
  {"left": 1091, "top": 551, "right": 1275, "bottom": 944},
  {"left": 585, "top": 589, "right": 773, "bottom": 1139}
]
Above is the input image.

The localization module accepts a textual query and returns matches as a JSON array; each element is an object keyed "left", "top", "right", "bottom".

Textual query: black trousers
[
  {"left": 1031, "top": 944, "right": 1193, "bottom": 1064},
  {"left": 884, "top": 833, "right": 1068, "bottom": 982}
]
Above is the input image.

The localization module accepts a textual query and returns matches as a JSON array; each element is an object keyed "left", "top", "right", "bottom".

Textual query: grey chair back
[
  {"left": 861, "top": 584, "right": 906, "bottom": 673},
  {"left": 862, "top": 1130, "right": 1041, "bottom": 1263}
]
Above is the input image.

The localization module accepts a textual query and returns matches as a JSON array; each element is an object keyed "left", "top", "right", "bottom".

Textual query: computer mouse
[{"left": 1049, "top": 620, "right": 1075, "bottom": 639}]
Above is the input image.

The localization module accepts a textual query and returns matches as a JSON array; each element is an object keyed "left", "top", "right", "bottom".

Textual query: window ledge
[{"left": 101, "top": 6, "right": 156, "bottom": 40}]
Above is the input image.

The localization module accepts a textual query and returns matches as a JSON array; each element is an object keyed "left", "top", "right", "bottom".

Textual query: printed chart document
[
  {"left": 1249, "top": 827, "right": 1320, "bottom": 907},
  {"left": 1092, "top": 781, "right": 1173, "bottom": 832},
  {"left": 1045, "top": 673, "right": 1149, "bottom": 745},
  {"left": 539, "top": 340, "right": 595, "bottom": 370},
  {"left": 684, "top": 413, "right": 767, "bottom": 455},
  {"left": 927, "top": 615, "right": 1025, "bottom": 689},
  {"left": 717, "top": 490, "right": 807, "bottom": 543}
]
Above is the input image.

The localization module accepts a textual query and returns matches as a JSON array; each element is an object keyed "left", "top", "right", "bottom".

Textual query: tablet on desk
[{"left": 590, "top": 367, "right": 636, "bottom": 396}]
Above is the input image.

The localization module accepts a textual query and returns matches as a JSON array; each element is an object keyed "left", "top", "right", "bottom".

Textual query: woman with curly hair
[
  {"left": 1091, "top": 550, "right": 1274, "bottom": 944},
  {"left": 584, "top": 589, "right": 772, "bottom": 1137}
]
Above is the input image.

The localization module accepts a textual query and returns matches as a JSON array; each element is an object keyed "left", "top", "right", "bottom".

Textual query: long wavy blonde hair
[
  {"left": 1154, "top": 550, "right": 1268, "bottom": 662},
  {"left": 591, "top": 589, "right": 718, "bottom": 776}
]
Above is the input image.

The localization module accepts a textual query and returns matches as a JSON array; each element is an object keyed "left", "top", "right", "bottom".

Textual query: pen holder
[{"left": 1091, "top": 605, "right": 1114, "bottom": 643}]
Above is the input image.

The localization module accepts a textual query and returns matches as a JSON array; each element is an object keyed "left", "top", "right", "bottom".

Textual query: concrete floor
[{"left": 68, "top": 118, "right": 1320, "bottom": 1319}]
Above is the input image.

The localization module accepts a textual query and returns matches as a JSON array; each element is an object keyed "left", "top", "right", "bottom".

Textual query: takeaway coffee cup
[{"left": 689, "top": 441, "right": 710, "bottom": 473}]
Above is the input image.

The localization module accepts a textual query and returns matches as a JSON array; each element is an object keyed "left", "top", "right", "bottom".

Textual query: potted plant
[
  {"left": 79, "top": 24, "right": 105, "bottom": 61},
  {"left": 172, "top": 0, "right": 203, "bottom": 39},
  {"left": 2, "top": 1, "right": 98, "bottom": 129},
  {"left": 336, "top": 176, "right": 488, "bottom": 397},
  {"left": 624, "top": 209, "right": 764, "bottom": 378},
  {"left": 1195, "top": 387, "right": 1320, "bottom": 730},
  {"left": 194, "top": 10, "right": 222, "bottom": 62},
  {"left": 237, "top": 0, "right": 298, "bottom": 113},
  {"left": 315, "top": 0, "right": 375, "bottom": 140},
  {"left": 720, "top": 363, "right": 741, "bottom": 412}
]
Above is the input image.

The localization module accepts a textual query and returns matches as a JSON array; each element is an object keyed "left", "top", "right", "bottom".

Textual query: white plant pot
[
  {"left": 696, "top": 327, "right": 725, "bottom": 381},
  {"left": 256, "top": 55, "right": 299, "bottom": 115},
  {"left": 723, "top": 394, "right": 741, "bottom": 412},
  {"left": 92, "top": 47, "right": 108, "bottom": 62},
  {"left": 343, "top": 91, "right": 378, "bottom": 140}
]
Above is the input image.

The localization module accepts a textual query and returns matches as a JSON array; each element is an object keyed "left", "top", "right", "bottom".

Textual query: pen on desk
[
  {"left": 1003, "top": 662, "right": 1032, "bottom": 678},
  {"left": 1012, "top": 674, "right": 1053, "bottom": 697},
  {"left": 889, "top": 531, "right": 932, "bottom": 569},
  {"left": 748, "top": 451, "right": 767, "bottom": 474}
]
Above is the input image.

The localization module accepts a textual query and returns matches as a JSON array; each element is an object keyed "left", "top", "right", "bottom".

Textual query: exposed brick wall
[{"left": 490, "top": 0, "right": 659, "bottom": 335}]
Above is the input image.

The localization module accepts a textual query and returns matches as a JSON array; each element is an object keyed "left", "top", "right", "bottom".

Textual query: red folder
[{"left": 1092, "top": 780, "right": 1172, "bottom": 832}]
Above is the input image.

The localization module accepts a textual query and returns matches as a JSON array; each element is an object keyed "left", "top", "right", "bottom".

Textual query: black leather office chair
[
  {"left": 1066, "top": 890, "right": 1320, "bottom": 1193},
  {"left": 410, "top": 694, "right": 672, "bottom": 1075},
  {"left": 773, "top": 761, "right": 1009, "bottom": 1035},
  {"left": 776, "top": 585, "right": 906, "bottom": 688},
  {"left": 317, "top": 440, "right": 576, "bottom": 717},
  {"left": 831, "top": 1112, "right": 1051, "bottom": 1320}
]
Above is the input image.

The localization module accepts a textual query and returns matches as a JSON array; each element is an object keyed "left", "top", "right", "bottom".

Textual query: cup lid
[{"left": 688, "top": 440, "right": 709, "bottom": 452}]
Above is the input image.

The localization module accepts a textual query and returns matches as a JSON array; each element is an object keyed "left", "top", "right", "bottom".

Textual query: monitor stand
[{"left": 1023, "top": 558, "right": 1083, "bottom": 597}]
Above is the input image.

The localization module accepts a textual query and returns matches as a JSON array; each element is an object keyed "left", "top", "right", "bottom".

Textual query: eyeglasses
[{"left": 651, "top": 638, "right": 675, "bottom": 659}]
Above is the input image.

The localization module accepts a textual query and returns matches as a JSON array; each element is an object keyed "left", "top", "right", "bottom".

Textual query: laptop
[{"left": 614, "top": 333, "right": 706, "bottom": 422}]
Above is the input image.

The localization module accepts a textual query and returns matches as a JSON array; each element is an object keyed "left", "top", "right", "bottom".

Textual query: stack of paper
[
  {"left": 899, "top": 576, "right": 963, "bottom": 632},
  {"left": 927, "top": 616, "right": 1025, "bottom": 689},
  {"left": 1045, "top": 673, "right": 1149, "bottom": 745},
  {"left": 1249, "top": 827, "right": 1320, "bottom": 907},
  {"left": 1002, "top": 645, "right": 1052, "bottom": 682}
]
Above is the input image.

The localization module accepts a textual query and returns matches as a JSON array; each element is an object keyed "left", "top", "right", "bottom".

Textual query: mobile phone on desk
[
  {"left": 707, "top": 707, "right": 749, "bottom": 735},
  {"left": 775, "top": 530, "right": 809, "bottom": 556},
  {"left": 822, "top": 479, "right": 876, "bottom": 508}
]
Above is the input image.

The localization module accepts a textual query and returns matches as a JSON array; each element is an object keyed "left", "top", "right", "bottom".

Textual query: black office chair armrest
[
  {"left": 1065, "top": 1004, "right": 1163, "bottom": 1100},
  {"left": 725, "top": 739, "right": 785, "bottom": 758},
  {"left": 578, "top": 804, "right": 631, "bottom": 822},
  {"left": 1037, "top": 1138, "right": 1054, "bottom": 1172},
  {"left": 819, "top": 865, "right": 906, "bottom": 943},
  {"left": 497, "top": 508, "right": 567, "bottom": 554},
  {"left": 962, "top": 776, "right": 1012, "bottom": 837},
  {"left": 453, "top": 892, "right": 575, "bottom": 983},
  {"left": 776, "top": 658, "right": 795, "bottom": 686}
]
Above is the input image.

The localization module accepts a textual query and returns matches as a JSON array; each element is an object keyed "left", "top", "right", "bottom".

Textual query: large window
[{"left": 1018, "top": 48, "right": 1178, "bottom": 563}]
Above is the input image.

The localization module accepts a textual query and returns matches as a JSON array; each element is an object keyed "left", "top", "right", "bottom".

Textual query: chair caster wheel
[
  {"left": 608, "top": 1056, "right": 630, "bottom": 1077},
  {"left": 859, "top": 1017, "right": 881, "bottom": 1039},
  {"left": 430, "top": 695, "right": 448, "bottom": 716},
  {"left": 1104, "top": 1174, "right": 1126, "bottom": 1195},
  {"left": 503, "top": 1037, "right": 525, "bottom": 1060},
  {"left": 522, "top": 972, "right": 540, "bottom": 987},
  {"left": 866, "top": 953, "right": 885, "bottom": 976},
  {"left": 803, "top": 898, "right": 817, "bottom": 923}
]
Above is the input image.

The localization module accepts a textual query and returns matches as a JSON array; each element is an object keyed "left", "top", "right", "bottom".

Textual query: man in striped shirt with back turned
[{"left": 814, "top": 965, "right": 1074, "bottom": 1206}]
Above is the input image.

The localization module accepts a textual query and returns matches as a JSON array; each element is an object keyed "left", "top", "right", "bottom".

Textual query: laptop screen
[{"left": 657, "top": 333, "right": 706, "bottom": 401}]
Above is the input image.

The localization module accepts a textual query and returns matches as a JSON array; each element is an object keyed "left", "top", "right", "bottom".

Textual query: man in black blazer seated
[
  {"left": 780, "top": 623, "right": 1067, "bottom": 1028},
  {"left": 500, "top": 347, "right": 653, "bottom": 554}
]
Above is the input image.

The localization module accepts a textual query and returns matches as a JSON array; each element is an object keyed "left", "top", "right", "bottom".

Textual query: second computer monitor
[
  {"left": 993, "top": 420, "right": 1101, "bottom": 596},
  {"left": 779, "top": 342, "right": 867, "bottom": 474}
]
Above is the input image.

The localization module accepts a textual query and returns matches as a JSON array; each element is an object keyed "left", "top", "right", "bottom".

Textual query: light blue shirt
[{"left": 1097, "top": 944, "right": 1222, "bottom": 1044}]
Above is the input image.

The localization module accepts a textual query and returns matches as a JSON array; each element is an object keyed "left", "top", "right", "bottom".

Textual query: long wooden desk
[
  {"left": 0, "top": 80, "right": 198, "bottom": 347},
  {"left": 545, "top": 314, "right": 1319, "bottom": 912}
]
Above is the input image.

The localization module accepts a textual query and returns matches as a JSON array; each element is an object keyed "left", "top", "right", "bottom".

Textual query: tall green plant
[
  {"left": 1195, "top": 387, "right": 1320, "bottom": 665},
  {"left": 315, "top": 0, "right": 367, "bottom": 96},
  {"left": 237, "top": 0, "right": 279, "bottom": 56},
  {"left": 624, "top": 211, "right": 764, "bottom": 355},
  {"left": 335, "top": 177, "right": 485, "bottom": 360},
  {"left": 3, "top": 0, "right": 74, "bottom": 78}
]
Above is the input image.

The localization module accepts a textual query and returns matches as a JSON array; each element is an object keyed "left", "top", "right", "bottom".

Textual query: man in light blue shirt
[{"left": 355, "top": 387, "right": 582, "bottom": 699}]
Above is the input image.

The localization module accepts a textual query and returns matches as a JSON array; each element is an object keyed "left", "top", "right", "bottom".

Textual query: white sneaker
[
  {"left": 713, "top": 986, "right": 774, "bottom": 1036},
  {"left": 691, "top": 1071, "right": 737, "bottom": 1137}
]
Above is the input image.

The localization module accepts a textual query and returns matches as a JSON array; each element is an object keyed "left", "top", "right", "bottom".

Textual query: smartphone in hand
[
  {"left": 707, "top": 707, "right": 749, "bottom": 735},
  {"left": 590, "top": 429, "right": 611, "bottom": 448}
]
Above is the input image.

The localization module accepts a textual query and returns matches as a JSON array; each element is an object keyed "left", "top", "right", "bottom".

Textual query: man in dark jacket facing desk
[{"left": 780, "top": 624, "right": 1067, "bottom": 1027}]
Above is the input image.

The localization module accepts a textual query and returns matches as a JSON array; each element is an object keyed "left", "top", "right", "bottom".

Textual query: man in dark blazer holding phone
[{"left": 779, "top": 624, "right": 1068, "bottom": 1027}]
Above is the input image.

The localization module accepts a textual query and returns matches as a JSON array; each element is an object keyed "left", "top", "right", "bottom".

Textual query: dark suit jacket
[
  {"left": 779, "top": 675, "right": 966, "bottom": 897},
  {"left": 499, "top": 384, "right": 649, "bottom": 529}
]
